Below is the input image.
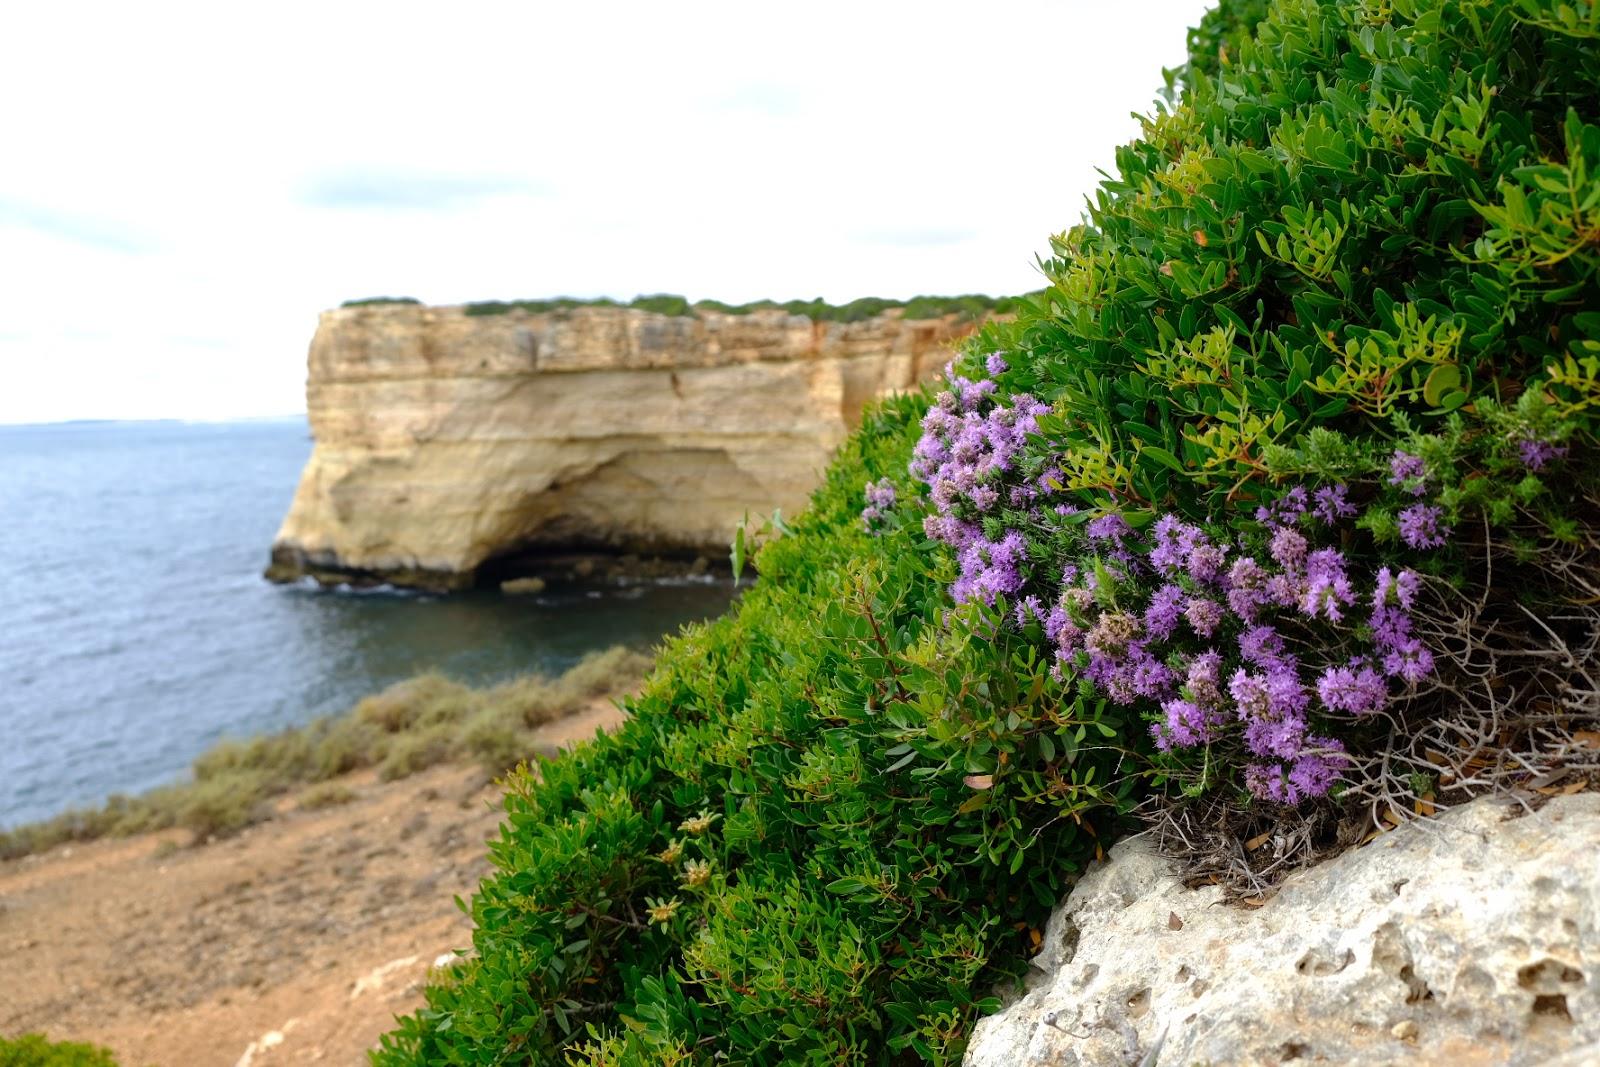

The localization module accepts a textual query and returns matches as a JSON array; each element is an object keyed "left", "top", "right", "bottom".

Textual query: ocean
[{"left": 0, "top": 418, "right": 736, "bottom": 828}]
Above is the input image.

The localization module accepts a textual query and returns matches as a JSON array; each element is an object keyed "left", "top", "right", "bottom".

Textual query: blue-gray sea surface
[{"left": 0, "top": 418, "right": 736, "bottom": 828}]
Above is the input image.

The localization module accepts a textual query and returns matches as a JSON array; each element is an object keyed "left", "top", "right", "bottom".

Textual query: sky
[{"left": 0, "top": 0, "right": 1213, "bottom": 424}]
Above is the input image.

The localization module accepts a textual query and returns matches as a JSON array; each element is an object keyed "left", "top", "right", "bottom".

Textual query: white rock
[
  {"left": 349, "top": 954, "right": 420, "bottom": 1000},
  {"left": 965, "top": 794, "right": 1600, "bottom": 1067}
]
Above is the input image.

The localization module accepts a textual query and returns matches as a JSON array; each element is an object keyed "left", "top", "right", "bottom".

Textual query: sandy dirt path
[{"left": 0, "top": 701, "right": 625, "bottom": 1066}]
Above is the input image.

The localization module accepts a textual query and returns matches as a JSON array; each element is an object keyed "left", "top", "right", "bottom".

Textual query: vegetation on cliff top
[
  {"left": 0, "top": 648, "right": 649, "bottom": 861},
  {"left": 453, "top": 293, "right": 1024, "bottom": 322},
  {"left": 379, "top": 0, "right": 1600, "bottom": 1062},
  {"left": 340, "top": 296, "right": 423, "bottom": 308}
]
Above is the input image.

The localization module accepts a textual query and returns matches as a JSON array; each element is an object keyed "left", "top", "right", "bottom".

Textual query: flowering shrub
[
  {"left": 378, "top": 1, "right": 1600, "bottom": 1062},
  {"left": 901, "top": 0, "right": 1600, "bottom": 877}
]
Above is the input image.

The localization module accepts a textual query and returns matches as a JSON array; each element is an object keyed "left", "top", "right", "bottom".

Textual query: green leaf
[
  {"left": 1139, "top": 445, "right": 1186, "bottom": 472},
  {"left": 1422, "top": 363, "right": 1461, "bottom": 406}
]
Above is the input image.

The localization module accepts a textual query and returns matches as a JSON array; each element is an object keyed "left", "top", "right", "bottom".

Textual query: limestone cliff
[{"left": 267, "top": 302, "right": 978, "bottom": 589}]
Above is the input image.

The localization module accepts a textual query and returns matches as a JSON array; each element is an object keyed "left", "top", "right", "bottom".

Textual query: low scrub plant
[
  {"left": 297, "top": 780, "right": 358, "bottom": 811},
  {"left": 340, "top": 296, "right": 422, "bottom": 308},
  {"left": 0, "top": 649, "right": 649, "bottom": 859},
  {"left": 0, "top": 1034, "right": 119, "bottom": 1067}
]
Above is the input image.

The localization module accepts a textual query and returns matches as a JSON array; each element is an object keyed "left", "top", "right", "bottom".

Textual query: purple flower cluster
[
  {"left": 1030, "top": 505, "right": 1436, "bottom": 804},
  {"left": 1518, "top": 436, "right": 1569, "bottom": 472},
  {"left": 1397, "top": 504, "right": 1449, "bottom": 550},
  {"left": 910, "top": 360, "right": 1453, "bottom": 806},
  {"left": 1388, "top": 450, "right": 1427, "bottom": 495},
  {"left": 861, "top": 478, "right": 896, "bottom": 533},
  {"left": 911, "top": 358, "right": 1049, "bottom": 604}
]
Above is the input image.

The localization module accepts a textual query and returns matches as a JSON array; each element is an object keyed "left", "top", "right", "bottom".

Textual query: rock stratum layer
[
  {"left": 267, "top": 303, "right": 978, "bottom": 589},
  {"left": 966, "top": 794, "right": 1600, "bottom": 1067}
]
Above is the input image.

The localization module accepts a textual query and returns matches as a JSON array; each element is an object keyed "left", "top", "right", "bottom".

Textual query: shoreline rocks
[
  {"left": 965, "top": 794, "right": 1600, "bottom": 1067},
  {"left": 267, "top": 302, "right": 980, "bottom": 591}
]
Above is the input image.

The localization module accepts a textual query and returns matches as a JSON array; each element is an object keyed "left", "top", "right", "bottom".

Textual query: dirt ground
[{"left": 0, "top": 700, "right": 626, "bottom": 1067}]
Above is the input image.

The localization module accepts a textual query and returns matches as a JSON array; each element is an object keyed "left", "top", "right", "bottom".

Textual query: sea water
[{"left": 0, "top": 419, "right": 736, "bottom": 828}]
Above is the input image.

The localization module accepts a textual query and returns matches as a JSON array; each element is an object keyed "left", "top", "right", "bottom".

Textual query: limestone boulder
[{"left": 965, "top": 794, "right": 1600, "bottom": 1067}]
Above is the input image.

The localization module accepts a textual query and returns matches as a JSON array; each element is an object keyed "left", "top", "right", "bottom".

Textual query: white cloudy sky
[{"left": 0, "top": 0, "right": 1211, "bottom": 423}]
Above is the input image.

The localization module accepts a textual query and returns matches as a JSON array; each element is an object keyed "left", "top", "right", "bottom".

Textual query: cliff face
[{"left": 267, "top": 303, "right": 976, "bottom": 589}]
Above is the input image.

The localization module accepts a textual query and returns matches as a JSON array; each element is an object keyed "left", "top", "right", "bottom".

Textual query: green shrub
[
  {"left": 376, "top": 727, "right": 456, "bottom": 782},
  {"left": 307, "top": 713, "right": 388, "bottom": 780},
  {"left": 459, "top": 293, "right": 1018, "bottom": 322},
  {"left": 375, "top": 395, "right": 1128, "bottom": 1065},
  {"left": 462, "top": 297, "right": 620, "bottom": 317},
  {"left": 298, "top": 780, "right": 358, "bottom": 810},
  {"left": 175, "top": 770, "right": 275, "bottom": 841},
  {"left": 340, "top": 296, "right": 422, "bottom": 308},
  {"left": 0, "top": 1034, "right": 119, "bottom": 1067},
  {"left": 354, "top": 673, "right": 476, "bottom": 733},
  {"left": 628, "top": 293, "right": 696, "bottom": 317}
]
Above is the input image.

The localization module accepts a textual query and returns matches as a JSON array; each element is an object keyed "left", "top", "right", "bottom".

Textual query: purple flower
[
  {"left": 1247, "top": 739, "right": 1348, "bottom": 803},
  {"left": 1185, "top": 650, "right": 1225, "bottom": 707},
  {"left": 1144, "top": 584, "right": 1185, "bottom": 640},
  {"left": 985, "top": 352, "right": 1009, "bottom": 377},
  {"left": 1382, "top": 638, "right": 1435, "bottom": 684},
  {"left": 952, "top": 530, "right": 1028, "bottom": 605},
  {"left": 1149, "top": 515, "right": 1194, "bottom": 575},
  {"left": 1044, "top": 605, "right": 1083, "bottom": 653},
  {"left": 1230, "top": 665, "right": 1309, "bottom": 729},
  {"left": 1238, "top": 625, "right": 1290, "bottom": 670},
  {"left": 1154, "top": 698, "right": 1219, "bottom": 749},
  {"left": 1397, "top": 504, "right": 1449, "bottom": 550},
  {"left": 1230, "top": 666, "right": 1311, "bottom": 752},
  {"left": 1185, "top": 596, "right": 1224, "bottom": 638},
  {"left": 1269, "top": 527, "right": 1308, "bottom": 572},
  {"left": 1369, "top": 604, "right": 1414, "bottom": 651},
  {"left": 1519, "top": 437, "right": 1569, "bottom": 471},
  {"left": 1287, "top": 741, "right": 1348, "bottom": 799},
  {"left": 1087, "top": 513, "right": 1131, "bottom": 541},
  {"left": 959, "top": 377, "right": 997, "bottom": 410},
  {"left": 1266, "top": 572, "right": 1303, "bottom": 608},
  {"left": 1186, "top": 543, "right": 1227, "bottom": 585},
  {"left": 1244, "top": 762, "right": 1290, "bottom": 803},
  {"left": 1373, "top": 567, "right": 1420, "bottom": 611},
  {"left": 1087, "top": 642, "right": 1173, "bottom": 704},
  {"left": 861, "top": 477, "right": 896, "bottom": 532},
  {"left": 968, "top": 484, "right": 999, "bottom": 511},
  {"left": 1014, "top": 595, "right": 1043, "bottom": 628},
  {"left": 1256, "top": 486, "right": 1310, "bottom": 527},
  {"left": 1243, "top": 714, "right": 1309, "bottom": 760},
  {"left": 1301, "top": 548, "right": 1354, "bottom": 622},
  {"left": 1226, "top": 557, "right": 1269, "bottom": 621},
  {"left": 1388, "top": 450, "right": 1427, "bottom": 495},
  {"left": 1313, "top": 484, "right": 1356, "bottom": 525},
  {"left": 1316, "top": 663, "right": 1388, "bottom": 715},
  {"left": 1085, "top": 612, "right": 1141, "bottom": 659}
]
